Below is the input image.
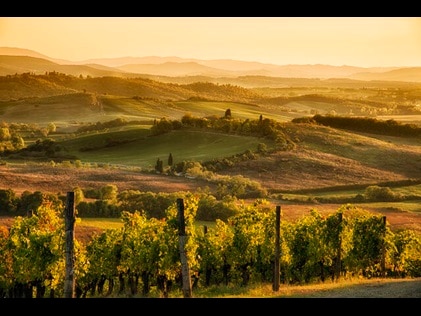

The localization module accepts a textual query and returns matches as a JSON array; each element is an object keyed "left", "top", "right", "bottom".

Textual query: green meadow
[{"left": 59, "top": 126, "right": 275, "bottom": 168}]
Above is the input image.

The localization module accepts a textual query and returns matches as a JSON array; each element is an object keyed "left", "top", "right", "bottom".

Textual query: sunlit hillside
[
  {"left": 0, "top": 48, "right": 420, "bottom": 201},
  {"left": 0, "top": 49, "right": 419, "bottom": 82},
  {"left": 58, "top": 128, "right": 276, "bottom": 169},
  {"left": 1, "top": 72, "right": 421, "bottom": 130},
  {"left": 0, "top": 55, "right": 132, "bottom": 78}
]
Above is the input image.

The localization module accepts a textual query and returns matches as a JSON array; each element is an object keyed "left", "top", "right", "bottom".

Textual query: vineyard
[
  {"left": 1, "top": 194, "right": 420, "bottom": 298},
  {"left": 1, "top": 48, "right": 421, "bottom": 300}
]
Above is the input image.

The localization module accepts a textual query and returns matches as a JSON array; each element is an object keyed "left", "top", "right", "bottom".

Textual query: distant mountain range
[{"left": 1, "top": 47, "right": 421, "bottom": 83}]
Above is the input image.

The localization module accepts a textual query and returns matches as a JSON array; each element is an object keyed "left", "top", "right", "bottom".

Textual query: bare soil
[
  {"left": 218, "top": 148, "right": 415, "bottom": 192},
  {"left": 0, "top": 163, "right": 216, "bottom": 195},
  {"left": 283, "top": 277, "right": 421, "bottom": 298}
]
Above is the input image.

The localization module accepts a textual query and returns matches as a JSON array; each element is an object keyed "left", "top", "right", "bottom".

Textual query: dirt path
[{"left": 284, "top": 278, "right": 421, "bottom": 298}]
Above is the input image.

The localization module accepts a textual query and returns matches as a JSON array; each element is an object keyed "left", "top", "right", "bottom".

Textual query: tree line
[{"left": 292, "top": 114, "right": 421, "bottom": 137}]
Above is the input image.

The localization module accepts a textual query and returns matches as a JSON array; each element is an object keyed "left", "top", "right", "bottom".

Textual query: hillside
[
  {"left": 1, "top": 121, "right": 420, "bottom": 195},
  {"left": 0, "top": 48, "right": 419, "bottom": 216},
  {"left": 217, "top": 122, "right": 421, "bottom": 192},
  {"left": 0, "top": 73, "right": 261, "bottom": 102},
  {"left": 117, "top": 62, "right": 243, "bottom": 77},
  {"left": 350, "top": 67, "right": 421, "bottom": 83},
  {"left": 1, "top": 48, "right": 418, "bottom": 82},
  {"left": 0, "top": 55, "right": 134, "bottom": 78},
  {"left": 1, "top": 72, "right": 420, "bottom": 130},
  {"left": 1, "top": 121, "right": 420, "bottom": 236},
  {"left": 0, "top": 47, "right": 420, "bottom": 300}
]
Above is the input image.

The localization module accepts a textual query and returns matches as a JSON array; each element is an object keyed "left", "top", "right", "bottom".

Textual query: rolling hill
[
  {"left": 0, "top": 55, "right": 135, "bottom": 78},
  {"left": 1, "top": 71, "right": 420, "bottom": 130},
  {"left": 1, "top": 68, "right": 417, "bottom": 137},
  {"left": 1, "top": 118, "right": 420, "bottom": 200},
  {"left": 81, "top": 54, "right": 400, "bottom": 79},
  {"left": 350, "top": 67, "right": 421, "bottom": 83},
  {"left": 116, "top": 61, "right": 243, "bottom": 77},
  {"left": 1, "top": 47, "right": 419, "bottom": 82},
  {"left": 0, "top": 47, "right": 420, "bottom": 206}
]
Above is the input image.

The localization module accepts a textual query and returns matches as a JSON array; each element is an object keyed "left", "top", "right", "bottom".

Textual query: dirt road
[{"left": 286, "top": 278, "right": 421, "bottom": 298}]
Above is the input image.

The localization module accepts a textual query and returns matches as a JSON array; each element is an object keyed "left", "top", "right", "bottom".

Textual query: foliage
[
  {"left": 196, "top": 194, "right": 239, "bottom": 221},
  {"left": 309, "top": 114, "right": 421, "bottom": 137},
  {"left": 389, "top": 230, "right": 421, "bottom": 277},
  {"left": 0, "top": 189, "right": 18, "bottom": 215},
  {"left": 364, "top": 185, "right": 403, "bottom": 202},
  {"left": 6, "top": 204, "right": 66, "bottom": 297},
  {"left": 1, "top": 197, "right": 421, "bottom": 297}
]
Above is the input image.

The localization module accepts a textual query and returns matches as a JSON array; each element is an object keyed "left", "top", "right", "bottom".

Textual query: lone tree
[
  {"left": 155, "top": 158, "right": 164, "bottom": 173},
  {"left": 168, "top": 153, "right": 173, "bottom": 166},
  {"left": 224, "top": 108, "right": 232, "bottom": 119}
]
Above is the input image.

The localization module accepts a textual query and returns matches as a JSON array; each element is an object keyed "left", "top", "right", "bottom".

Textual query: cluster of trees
[
  {"left": 0, "top": 121, "right": 60, "bottom": 157},
  {"left": 0, "top": 198, "right": 420, "bottom": 298},
  {"left": 0, "top": 189, "right": 63, "bottom": 217},
  {"left": 292, "top": 114, "right": 421, "bottom": 137},
  {"left": 0, "top": 123, "right": 25, "bottom": 154},
  {"left": 0, "top": 187, "right": 239, "bottom": 222},
  {"left": 2, "top": 181, "right": 419, "bottom": 222},
  {"left": 76, "top": 117, "right": 145, "bottom": 134},
  {"left": 151, "top": 113, "right": 295, "bottom": 149}
]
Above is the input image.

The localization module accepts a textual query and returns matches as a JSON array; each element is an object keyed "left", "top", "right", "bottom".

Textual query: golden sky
[{"left": 1, "top": 17, "right": 420, "bottom": 67}]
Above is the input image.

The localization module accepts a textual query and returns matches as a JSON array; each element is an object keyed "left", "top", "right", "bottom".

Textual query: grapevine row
[{"left": 0, "top": 194, "right": 420, "bottom": 298}]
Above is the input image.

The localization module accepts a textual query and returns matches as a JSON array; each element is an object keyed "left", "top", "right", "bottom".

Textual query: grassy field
[
  {"left": 58, "top": 127, "right": 275, "bottom": 168},
  {"left": 171, "top": 100, "right": 294, "bottom": 122},
  {"left": 279, "top": 183, "right": 421, "bottom": 205},
  {"left": 76, "top": 217, "right": 124, "bottom": 230}
]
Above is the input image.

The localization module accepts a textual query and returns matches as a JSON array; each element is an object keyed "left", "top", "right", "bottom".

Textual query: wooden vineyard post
[
  {"left": 381, "top": 216, "right": 387, "bottom": 278},
  {"left": 273, "top": 205, "right": 281, "bottom": 291},
  {"left": 177, "top": 198, "right": 192, "bottom": 298},
  {"left": 64, "top": 191, "right": 76, "bottom": 298},
  {"left": 335, "top": 212, "right": 343, "bottom": 281}
]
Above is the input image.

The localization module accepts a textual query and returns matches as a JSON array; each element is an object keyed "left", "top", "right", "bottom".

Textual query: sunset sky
[{"left": 1, "top": 17, "right": 420, "bottom": 68}]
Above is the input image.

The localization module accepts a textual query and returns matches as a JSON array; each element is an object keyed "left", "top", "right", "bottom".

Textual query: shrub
[{"left": 364, "top": 185, "right": 403, "bottom": 202}]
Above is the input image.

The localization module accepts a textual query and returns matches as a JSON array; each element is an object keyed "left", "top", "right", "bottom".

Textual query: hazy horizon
[{"left": 1, "top": 17, "right": 420, "bottom": 68}]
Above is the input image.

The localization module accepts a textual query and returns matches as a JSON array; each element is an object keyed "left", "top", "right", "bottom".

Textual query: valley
[{"left": 0, "top": 49, "right": 420, "bottom": 235}]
